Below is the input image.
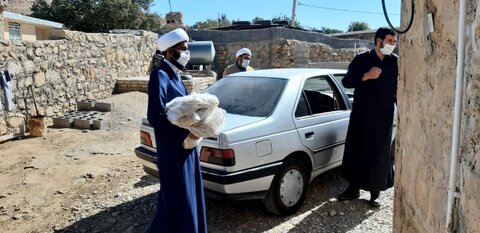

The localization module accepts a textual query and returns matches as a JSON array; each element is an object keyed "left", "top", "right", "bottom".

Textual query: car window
[
  {"left": 332, "top": 74, "right": 354, "bottom": 103},
  {"left": 206, "top": 77, "right": 287, "bottom": 117},
  {"left": 296, "top": 76, "right": 343, "bottom": 116},
  {"left": 295, "top": 92, "right": 309, "bottom": 117}
]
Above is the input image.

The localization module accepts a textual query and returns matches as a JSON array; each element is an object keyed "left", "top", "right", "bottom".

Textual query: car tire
[{"left": 263, "top": 158, "right": 308, "bottom": 216}]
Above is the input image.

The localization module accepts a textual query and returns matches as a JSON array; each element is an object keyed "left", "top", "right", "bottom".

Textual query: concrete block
[
  {"left": 74, "top": 118, "right": 93, "bottom": 129},
  {"left": 91, "top": 119, "right": 103, "bottom": 130},
  {"left": 77, "top": 100, "right": 96, "bottom": 111},
  {"left": 52, "top": 117, "right": 73, "bottom": 128},
  {"left": 94, "top": 102, "right": 114, "bottom": 112}
]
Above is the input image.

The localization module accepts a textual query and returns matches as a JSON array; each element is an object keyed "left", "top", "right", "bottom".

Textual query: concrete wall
[
  {"left": 214, "top": 39, "right": 366, "bottom": 78},
  {"left": 36, "top": 26, "right": 53, "bottom": 40},
  {"left": 190, "top": 27, "right": 375, "bottom": 49},
  {"left": 20, "top": 22, "right": 35, "bottom": 41},
  {"left": 0, "top": 30, "right": 157, "bottom": 136},
  {"left": 394, "top": 0, "right": 480, "bottom": 232}
]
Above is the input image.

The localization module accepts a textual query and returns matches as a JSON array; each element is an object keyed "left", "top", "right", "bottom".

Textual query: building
[
  {"left": 2, "top": 11, "right": 64, "bottom": 41},
  {"left": 162, "top": 12, "right": 186, "bottom": 30}
]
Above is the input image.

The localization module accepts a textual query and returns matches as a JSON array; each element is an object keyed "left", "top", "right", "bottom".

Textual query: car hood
[{"left": 222, "top": 113, "right": 266, "bottom": 132}]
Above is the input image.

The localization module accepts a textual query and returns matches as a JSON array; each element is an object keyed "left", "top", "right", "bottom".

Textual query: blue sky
[{"left": 151, "top": 0, "right": 401, "bottom": 32}]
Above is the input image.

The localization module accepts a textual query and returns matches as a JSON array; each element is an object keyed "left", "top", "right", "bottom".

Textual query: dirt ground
[
  {"left": 0, "top": 92, "right": 152, "bottom": 233},
  {"left": 0, "top": 91, "right": 394, "bottom": 233}
]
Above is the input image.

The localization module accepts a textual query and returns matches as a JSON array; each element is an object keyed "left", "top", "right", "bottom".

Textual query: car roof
[{"left": 227, "top": 68, "right": 346, "bottom": 80}]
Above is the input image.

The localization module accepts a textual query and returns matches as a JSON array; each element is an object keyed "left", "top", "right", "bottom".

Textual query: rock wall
[
  {"left": 189, "top": 27, "right": 375, "bottom": 49},
  {"left": 0, "top": 30, "right": 156, "bottom": 136},
  {"left": 395, "top": 0, "right": 480, "bottom": 232},
  {"left": 116, "top": 72, "right": 216, "bottom": 94},
  {"left": 214, "top": 39, "right": 366, "bottom": 78},
  {"left": 0, "top": 0, "right": 5, "bottom": 40}
]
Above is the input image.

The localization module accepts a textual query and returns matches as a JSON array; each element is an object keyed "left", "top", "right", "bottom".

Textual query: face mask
[
  {"left": 170, "top": 48, "right": 190, "bottom": 70},
  {"left": 380, "top": 42, "right": 396, "bottom": 55},
  {"left": 241, "top": 59, "right": 250, "bottom": 68},
  {"left": 176, "top": 50, "right": 190, "bottom": 67}
]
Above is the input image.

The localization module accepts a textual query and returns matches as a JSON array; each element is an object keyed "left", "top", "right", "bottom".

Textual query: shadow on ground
[
  {"left": 58, "top": 168, "right": 381, "bottom": 233},
  {"left": 133, "top": 175, "right": 159, "bottom": 189}
]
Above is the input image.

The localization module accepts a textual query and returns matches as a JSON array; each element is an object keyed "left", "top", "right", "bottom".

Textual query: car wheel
[{"left": 263, "top": 159, "right": 308, "bottom": 216}]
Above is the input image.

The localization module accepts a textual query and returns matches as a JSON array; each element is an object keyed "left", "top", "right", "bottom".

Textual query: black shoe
[
  {"left": 369, "top": 191, "right": 381, "bottom": 207},
  {"left": 337, "top": 186, "right": 360, "bottom": 201}
]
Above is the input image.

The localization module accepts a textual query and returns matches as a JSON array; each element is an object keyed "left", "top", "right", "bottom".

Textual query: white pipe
[{"left": 446, "top": 0, "right": 467, "bottom": 231}]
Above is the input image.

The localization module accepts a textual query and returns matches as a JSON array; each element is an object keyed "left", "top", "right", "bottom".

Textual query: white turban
[
  {"left": 236, "top": 48, "right": 252, "bottom": 58},
  {"left": 157, "top": 28, "right": 189, "bottom": 52}
]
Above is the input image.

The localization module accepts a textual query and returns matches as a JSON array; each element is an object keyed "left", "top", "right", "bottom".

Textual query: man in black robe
[{"left": 338, "top": 27, "right": 398, "bottom": 207}]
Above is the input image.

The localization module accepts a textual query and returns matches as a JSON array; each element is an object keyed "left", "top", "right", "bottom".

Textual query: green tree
[
  {"left": 271, "top": 14, "right": 302, "bottom": 28},
  {"left": 251, "top": 16, "right": 265, "bottom": 23},
  {"left": 30, "top": 0, "right": 164, "bottom": 32},
  {"left": 314, "top": 26, "right": 343, "bottom": 34},
  {"left": 347, "top": 21, "right": 370, "bottom": 32},
  {"left": 190, "top": 14, "right": 231, "bottom": 29}
]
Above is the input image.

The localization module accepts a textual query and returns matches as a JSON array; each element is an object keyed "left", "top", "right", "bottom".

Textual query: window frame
[
  {"left": 8, "top": 22, "right": 21, "bottom": 41},
  {"left": 295, "top": 75, "right": 347, "bottom": 119}
]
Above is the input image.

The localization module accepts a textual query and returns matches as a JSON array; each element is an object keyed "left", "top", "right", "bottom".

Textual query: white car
[{"left": 135, "top": 68, "right": 396, "bottom": 216}]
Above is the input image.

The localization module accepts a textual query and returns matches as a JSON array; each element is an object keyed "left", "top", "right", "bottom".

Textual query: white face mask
[
  {"left": 241, "top": 59, "right": 250, "bottom": 68},
  {"left": 176, "top": 50, "right": 190, "bottom": 67},
  {"left": 380, "top": 42, "right": 396, "bottom": 55}
]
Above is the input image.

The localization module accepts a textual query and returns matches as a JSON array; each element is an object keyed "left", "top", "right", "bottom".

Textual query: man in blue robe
[{"left": 147, "top": 28, "right": 208, "bottom": 233}]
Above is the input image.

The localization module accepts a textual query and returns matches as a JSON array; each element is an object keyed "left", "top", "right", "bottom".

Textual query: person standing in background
[{"left": 221, "top": 47, "right": 254, "bottom": 78}]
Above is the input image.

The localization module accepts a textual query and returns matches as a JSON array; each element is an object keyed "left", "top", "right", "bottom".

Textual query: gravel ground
[{"left": 0, "top": 92, "right": 393, "bottom": 233}]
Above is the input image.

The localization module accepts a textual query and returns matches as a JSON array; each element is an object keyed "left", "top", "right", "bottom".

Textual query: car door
[{"left": 293, "top": 75, "right": 350, "bottom": 169}]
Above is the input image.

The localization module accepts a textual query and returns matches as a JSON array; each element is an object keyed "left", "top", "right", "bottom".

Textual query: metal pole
[
  {"left": 168, "top": 0, "right": 172, "bottom": 12},
  {"left": 291, "top": 0, "right": 297, "bottom": 27}
]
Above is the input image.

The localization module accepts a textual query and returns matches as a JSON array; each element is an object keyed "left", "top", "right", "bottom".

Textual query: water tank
[{"left": 187, "top": 41, "right": 216, "bottom": 65}]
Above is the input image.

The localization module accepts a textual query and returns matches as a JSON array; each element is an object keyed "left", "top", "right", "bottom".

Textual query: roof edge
[{"left": 3, "top": 11, "right": 64, "bottom": 29}]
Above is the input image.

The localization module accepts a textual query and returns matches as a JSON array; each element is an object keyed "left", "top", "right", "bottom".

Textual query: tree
[
  {"left": 315, "top": 26, "right": 343, "bottom": 34},
  {"left": 30, "top": 0, "right": 164, "bottom": 32},
  {"left": 190, "top": 14, "right": 231, "bottom": 29},
  {"left": 347, "top": 21, "right": 370, "bottom": 32},
  {"left": 271, "top": 14, "right": 303, "bottom": 29},
  {"left": 251, "top": 17, "right": 265, "bottom": 23}
]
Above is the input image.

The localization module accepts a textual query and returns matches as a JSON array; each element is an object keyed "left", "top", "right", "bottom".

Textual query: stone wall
[
  {"left": 0, "top": 0, "right": 5, "bottom": 40},
  {"left": 213, "top": 39, "right": 366, "bottom": 78},
  {"left": 189, "top": 27, "right": 374, "bottom": 49},
  {"left": 395, "top": 0, "right": 480, "bottom": 232},
  {"left": 116, "top": 72, "right": 216, "bottom": 94},
  {"left": 0, "top": 30, "right": 156, "bottom": 136}
]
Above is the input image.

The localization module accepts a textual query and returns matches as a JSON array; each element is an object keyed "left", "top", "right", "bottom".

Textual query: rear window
[{"left": 206, "top": 77, "right": 287, "bottom": 117}]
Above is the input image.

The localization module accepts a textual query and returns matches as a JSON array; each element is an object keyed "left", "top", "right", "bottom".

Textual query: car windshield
[{"left": 206, "top": 77, "right": 287, "bottom": 117}]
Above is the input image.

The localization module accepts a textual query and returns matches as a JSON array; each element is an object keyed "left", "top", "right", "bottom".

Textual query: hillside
[{"left": 4, "top": 0, "right": 51, "bottom": 14}]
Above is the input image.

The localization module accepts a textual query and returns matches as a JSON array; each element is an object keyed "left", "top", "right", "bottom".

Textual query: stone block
[
  {"left": 52, "top": 117, "right": 73, "bottom": 128},
  {"left": 74, "top": 118, "right": 92, "bottom": 129},
  {"left": 91, "top": 119, "right": 103, "bottom": 130},
  {"left": 93, "top": 102, "right": 114, "bottom": 112},
  {"left": 77, "top": 100, "right": 95, "bottom": 111}
]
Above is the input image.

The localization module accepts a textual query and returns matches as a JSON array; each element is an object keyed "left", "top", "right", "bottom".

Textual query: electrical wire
[
  {"left": 382, "top": 0, "right": 415, "bottom": 33},
  {"left": 298, "top": 1, "right": 399, "bottom": 16}
]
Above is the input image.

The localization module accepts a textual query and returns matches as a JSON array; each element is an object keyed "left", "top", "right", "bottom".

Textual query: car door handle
[{"left": 305, "top": 132, "right": 314, "bottom": 139}]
